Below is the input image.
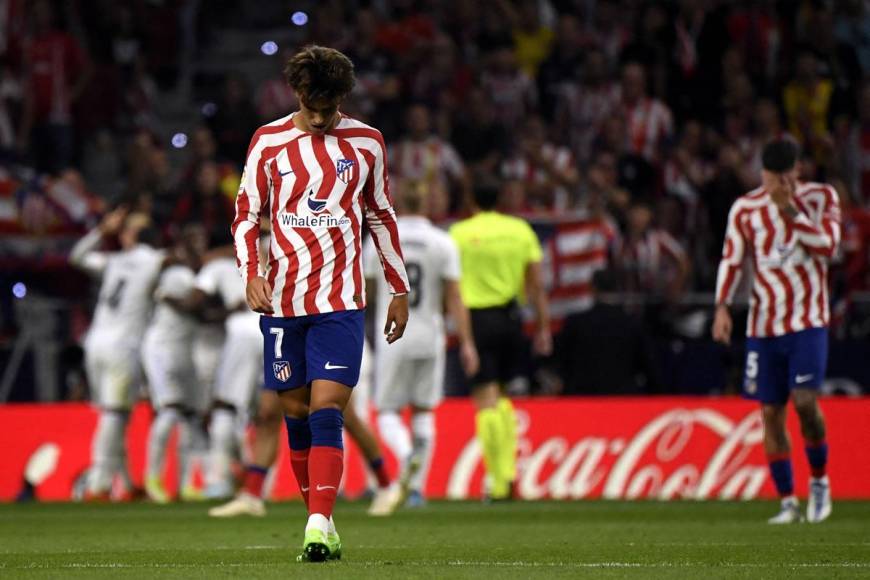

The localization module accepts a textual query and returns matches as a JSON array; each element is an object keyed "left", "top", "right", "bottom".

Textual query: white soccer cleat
[
  {"left": 367, "top": 484, "right": 401, "bottom": 517},
  {"left": 208, "top": 492, "right": 266, "bottom": 517},
  {"left": 768, "top": 496, "right": 802, "bottom": 524},
  {"left": 807, "top": 476, "right": 832, "bottom": 523}
]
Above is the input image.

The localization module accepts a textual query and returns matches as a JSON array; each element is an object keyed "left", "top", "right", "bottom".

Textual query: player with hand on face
[
  {"left": 713, "top": 139, "right": 841, "bottom": 524},
  {"left": 70, "top": 208, "right": 165, "bottom": 501},
  {"left": 232, "top": 45, "right": 409, "bottom": 562}
]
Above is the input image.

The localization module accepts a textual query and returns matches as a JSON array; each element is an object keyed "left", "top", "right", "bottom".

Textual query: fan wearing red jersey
[
  {"left": 231, "top": 46, "right": 409, "bottom": 562},
  {"left": 713, "top": 139, "right": 840, "bottom": 525}
]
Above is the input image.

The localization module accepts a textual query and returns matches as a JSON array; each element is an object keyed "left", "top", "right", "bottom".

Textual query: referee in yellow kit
[{"left": 449, "top": 180, "right": 552, "bottom": 500}]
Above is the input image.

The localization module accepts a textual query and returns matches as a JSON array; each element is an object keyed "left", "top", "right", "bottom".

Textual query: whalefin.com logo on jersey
[{"left": 279, "top": 190, "right": 350, "bottom": 228}]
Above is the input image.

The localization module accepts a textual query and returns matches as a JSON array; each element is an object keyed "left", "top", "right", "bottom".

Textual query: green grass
[{"left": 0, "top": 500, "right": 868, "bottom": 579}]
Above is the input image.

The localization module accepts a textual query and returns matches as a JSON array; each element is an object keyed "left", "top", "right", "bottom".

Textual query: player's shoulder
[
  {"left": 334, "top": 115, "right": 386, "bottom": 147},
  {"left": 797, "top": 181, "right": 839, "bottom": 200},
  {"left": 733, "top": 186, "right": 768, "bottom": 209},
  {"left": 248, "top": 114, "right": 297, "bottom": 147}
]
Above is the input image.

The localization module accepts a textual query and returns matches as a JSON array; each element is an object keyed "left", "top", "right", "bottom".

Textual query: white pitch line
[{"left": 3, "top": 561, "right": 869, "bottom": 571}]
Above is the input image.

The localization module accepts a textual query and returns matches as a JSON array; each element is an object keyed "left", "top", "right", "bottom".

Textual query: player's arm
[
  {"left": 713, "top": 202, "right": 748, "bottom": 345},
  {"left": 445, "top": 279, "right": 479, "bottom": 377},
  {"left": 363, "top": 132, "right": 410, "bottom": 343},
  {"left": 781, "top": 184, "right": 842, "bottom": 259},
  {"left": 232, "top": 131, "right": 273, "bottom": 314},
  {"left": 520, "top": 222, "right": 551, "bottom": 356},
  {"left": 69, "top": 207, "right": 127, "bottom": 275}
]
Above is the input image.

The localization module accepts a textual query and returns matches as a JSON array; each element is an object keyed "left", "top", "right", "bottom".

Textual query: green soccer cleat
[
  {"left": 145, "top": 475, "right": 170, "bottom": 504},
  {"left": 296, "top": 528, "right": 331, "bottom": 563},
  {"left": 327, "top": 530, "right": 342, "bottom": 560}
]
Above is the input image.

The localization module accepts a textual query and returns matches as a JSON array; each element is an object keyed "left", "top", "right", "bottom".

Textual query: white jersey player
[
  {"left": 364, "top": 187, "right": 478, "bottom": 509},
  {"left": 69, "top": 209, "right": 165, "bottom": 500},
  {"left": 196, "top": 254, "right": 264, "bottom": 497},
  {"left": 141, "top": 225, "right": 210, "bottom": 503}
]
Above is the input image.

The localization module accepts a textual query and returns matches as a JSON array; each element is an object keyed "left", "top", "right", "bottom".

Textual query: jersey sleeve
[
  {"left": 362, "top": 236, "right": 379, "bottom": 279},
  {"left": 790, "top": 185, "right": 842, "bottom": 259},
  {"left": 158, "top": 268, "right": 194, "bottom": 300},
  {"left": 443, "top": 235, "right": 462, "bottom": 282},
  {"left": 231, "top": 131, "right": 271, "bottom": 286},
  {"left": 715, "top": 202, "right": 747, "bottom": 306},
  {"left": 194, "top": 263, "right": 219, "bottom": 295},
  {"left": 69, "top": 228, "right": 109, "bottom": 275},
  {"left": 362, "top": 130, "right": 410, "bottom": 295}
]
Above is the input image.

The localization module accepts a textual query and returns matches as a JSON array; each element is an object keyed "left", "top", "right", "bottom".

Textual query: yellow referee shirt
[{"left": 449, "top": 211, "right": 543, "bottom": 309}]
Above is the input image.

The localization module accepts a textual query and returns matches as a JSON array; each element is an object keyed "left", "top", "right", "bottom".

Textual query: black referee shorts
[{"left": 469, "top": 302, "right": 525, "bottom": 387}]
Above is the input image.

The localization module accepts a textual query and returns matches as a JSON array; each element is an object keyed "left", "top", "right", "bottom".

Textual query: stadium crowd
[{"left": 2, "top": 0, "right": 870, "bottom": 399}]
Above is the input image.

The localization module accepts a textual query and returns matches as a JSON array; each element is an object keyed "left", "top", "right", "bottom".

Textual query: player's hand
[
  {"left": 769, "top": 175, "right": 796, "bottom": 210},
  {"left": 384, "top": 294, "right": 409, "bottom": 344},
  {"left": 459, "top": 341, "right": 480, "bottom": 378},
  {"left": 533, "top": 327, "right": 553, "bottom": 357},
  {"left": 246, "top": 276, "right": 274, "bottom": 314},
  {"left": 99, "top": 207, "right": 128, "bottom": 235},
  {"left": 712, "top": 305, "right": 732, "bottom": 345}
]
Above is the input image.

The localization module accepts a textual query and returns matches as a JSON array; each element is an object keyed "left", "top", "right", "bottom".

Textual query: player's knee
[
  {"left": 280, "top": 397, "right": 310, "bottom": 419},
  {"left": 761, "top": 404, "right": 785, "bottom": 426},
  {"left": 791, "top": 389, "right": 818, "bottom": 415}
]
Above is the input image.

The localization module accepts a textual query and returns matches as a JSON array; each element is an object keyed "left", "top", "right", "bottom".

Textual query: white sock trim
[{"left": 306, "top": 513, "right": 330, "bottom": 535}]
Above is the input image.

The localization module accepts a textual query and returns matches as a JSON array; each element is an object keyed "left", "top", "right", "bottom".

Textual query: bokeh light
[
  {"left": 261, "top": 41, "right": 278, "bottom": 56},
  {"left": 171, "top": 133, "right": 188, "bottom": 149},
  {"left": 12, "top": 282, "right": 26, "bottom": 299},
  {"left": 291, "top": 11, "right": 308, "bottom": 26}
]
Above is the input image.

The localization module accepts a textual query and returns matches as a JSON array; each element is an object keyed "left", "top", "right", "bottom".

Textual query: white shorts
[
  {"left": 141, "top": 336, "right": 199, "bottom": 409},
  {"left": 374, "top": 347, "right": 445, "bottom": 412},
  {"left": 192, "top": 324, "right": 225, "bottom": 408},
  {"left": 213, "top": 315, "right": 263, "bottom": 413},
  {"left": 84, "top": 340, "right": 141, "bottom": 410}
]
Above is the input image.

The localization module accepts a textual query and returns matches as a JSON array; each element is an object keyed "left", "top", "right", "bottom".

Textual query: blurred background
[{"left": 2, "top": 0, "right": 870, "bottom": 404}]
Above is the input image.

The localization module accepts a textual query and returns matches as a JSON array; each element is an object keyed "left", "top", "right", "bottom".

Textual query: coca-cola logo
[{"left": 447, "top": 408, "right": 768, "bottom": 501}]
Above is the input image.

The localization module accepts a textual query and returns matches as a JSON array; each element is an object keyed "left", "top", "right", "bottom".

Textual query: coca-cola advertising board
[{"left": 1, "top": 397, "right": 868, "bottom": 501}]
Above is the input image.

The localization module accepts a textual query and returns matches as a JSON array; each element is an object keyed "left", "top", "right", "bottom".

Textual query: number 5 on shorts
[
  {"left": 746, "top": 351, "right": 759, "bottom": 379},
  {"left": 270, "top": 327, "right": 284, "bottom": 359}
]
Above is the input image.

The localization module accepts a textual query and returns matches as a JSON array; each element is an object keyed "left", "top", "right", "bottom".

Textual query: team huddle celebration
[{"left": 2, "top": 0, "right": 869, "bottom": 576}]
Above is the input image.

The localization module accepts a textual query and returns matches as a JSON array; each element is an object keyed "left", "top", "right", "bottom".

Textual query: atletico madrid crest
[
  {"left": 273, "top": 361, "right": 291, "bottom": 382},
  {"left": 336, "top": 158, "right": 356, "bottom": 184}
]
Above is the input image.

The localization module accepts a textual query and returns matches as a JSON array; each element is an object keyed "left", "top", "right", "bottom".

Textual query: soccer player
[
  {"left": 141, "top": 225, "right": 208, "bottom": 503},
  {"left": 713, "top": 139, "right": 840, "bottom": 524},
  {"left": 365, "top": 183, "right": 479, "bottom": 512},
  {"left": 449, "top": 181, "right": 551, "bottom": 500},
  {"left": 231, "top": 46, "right": 409, "bottom": 562},
  {"left": 70, "top": 208, "right": 165, "bottom": 501}
]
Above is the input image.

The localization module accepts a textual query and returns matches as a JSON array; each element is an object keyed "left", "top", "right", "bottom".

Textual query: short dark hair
[
  {"left": 472, "top": 179, "right": 501, "bottom": 210},
  {"left": 761, "top": 139, "right": 799, "bottom": 172},
  {"left": 591, "top": 268, "right": 618, "bottom": 293},
  {"left": 284, "top": 45, "right": 355, "bottom": 103}
]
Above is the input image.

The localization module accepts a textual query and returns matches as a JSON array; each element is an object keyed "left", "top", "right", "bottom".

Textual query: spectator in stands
[
  {"left": 342, "top": 11, "right": 399, "bottom": 135},
  {"left": 616, "top": 201, "right": 690, "bottom": 304},
  {"left": 480, "top": 45, "right": 537, "bottom": 130},
  {"left": 555, "top": 269, "right": 657, "bottom": 395},
  {"left": 537, "top": 14, "right": 583, "bottom": 121},
  {"left": 504, "top": 0, "right": 554, "bottom": 78},
  {"left": 620, "top": 61, "right": 674, "bottom": 163},
  {"left": 390, "top": 104, "right": 467, "bottom": 218},
  {"left": 18, "top": 0, "right": 92, "bottom": 174},
  {"left": 0, "top": 62, "right": 21, "bottom": 158},
  {"left": 255, "top": 48, "right": 298, "bottom": 123},
  {"left": 783, "top": 48, "right": 834, "bottom": 162},
  {"left": 501, "top": 115, "right": 579, "bottom": 212},
  {"left": 594, "top": 114, "right": 657, "bottom": 200},
  {"left": 406, "top": 34, "right": 472, "bottom": 118},
  {"left": 556, "top": 48, "right": 620, "bottom": 165},
  {"left": 451, "top": 88, "right": 509, "bottom": 177},
  {"left": 171, "top": 160, "right": 234, "bottom": 248},
  {"left": 838, "top": 83, "right": 870, "bottom": 206},
  {"left": 207, "top": 72, "right": 259, "bottom": 164}
]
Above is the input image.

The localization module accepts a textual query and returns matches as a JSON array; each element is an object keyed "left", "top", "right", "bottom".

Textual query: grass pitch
[{"left": 0, "top": 500, "right": 868, "bottom": 579}]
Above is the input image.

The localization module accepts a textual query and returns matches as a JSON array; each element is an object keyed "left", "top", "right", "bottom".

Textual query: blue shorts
[
  {"left": 260, "top": 310, "right": 365, "bottom": 390},
  {"left": 744, "top": 327, "right": 828, "bottom": 405}
]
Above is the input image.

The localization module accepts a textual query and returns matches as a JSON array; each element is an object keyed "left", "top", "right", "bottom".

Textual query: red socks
[
  {"left": 289, "top": 449, "right": 310, "bottom": 508},
  {"left": 308, "top": 446, "right": 343, "bottom": 518},
  {"left": 241, "top": 465, "right": 268, "bottom": 497}
]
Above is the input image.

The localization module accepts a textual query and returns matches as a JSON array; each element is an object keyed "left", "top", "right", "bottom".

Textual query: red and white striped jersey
[
  {"left": 715, "top": 182, "right": 842, "bottom": 338},
  {"left": 617, "top": 229, "right": 687, "bottom": 296},
  {"left": 232, "top": 113, "right": 409, "bottom": 318}
]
